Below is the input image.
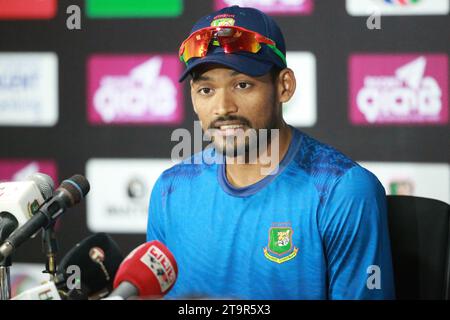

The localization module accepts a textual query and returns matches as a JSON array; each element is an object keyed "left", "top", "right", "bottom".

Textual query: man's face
[{"left": 190, "top": 65, "right": 280, "bottom": 157}]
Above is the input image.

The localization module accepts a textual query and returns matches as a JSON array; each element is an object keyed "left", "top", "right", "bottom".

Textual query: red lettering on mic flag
[{"left": 141, "top": 245, "right": 176, "bottom": 293}]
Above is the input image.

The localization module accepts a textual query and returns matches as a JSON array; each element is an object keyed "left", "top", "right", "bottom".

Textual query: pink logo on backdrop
[
  {"left": 87, "top": 55, "right": 183, "bottom": 125},
  {"left": 0, "top": 160, "right": 58, "bottom": 184},
  {"left": 214, "top": 0, "right": 314, "bottom": 15},
  {"left": 349, "top": 54, "right": 448, "bottom": 125}
]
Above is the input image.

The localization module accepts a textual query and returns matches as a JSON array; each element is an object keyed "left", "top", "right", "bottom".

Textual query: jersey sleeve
[
  {"left": 146, "top": 177, "right": 166, "bottom": 243},
  {"left": 318, "top": 165, "right": 396, "bottom": 300}
]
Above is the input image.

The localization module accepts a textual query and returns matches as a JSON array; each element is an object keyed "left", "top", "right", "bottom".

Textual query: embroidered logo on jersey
[
  {"left": 263, "top": 223, "right": 298, "bottom": 264},
  {"left": 211, "top": 14, "right": 235, "bottom": 27}
]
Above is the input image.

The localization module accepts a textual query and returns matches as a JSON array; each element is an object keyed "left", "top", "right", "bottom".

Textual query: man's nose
[{"left": 213, "top": 89, "right": 238, "bottom": 116}]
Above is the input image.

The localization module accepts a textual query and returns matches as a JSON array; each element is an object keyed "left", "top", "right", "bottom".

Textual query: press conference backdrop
[{"left": 0, "top": 0, "right": 449, "bottom": 292}]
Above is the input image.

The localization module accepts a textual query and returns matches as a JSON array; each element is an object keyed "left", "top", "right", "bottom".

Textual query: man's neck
[{"left": 225, "top": 124, "right": 293, "bottom": 188}]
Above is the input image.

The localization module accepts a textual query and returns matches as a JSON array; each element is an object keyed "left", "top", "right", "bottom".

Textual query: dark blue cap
[{"left": 179, "top": 5, "right": 287, "bottom": 82}]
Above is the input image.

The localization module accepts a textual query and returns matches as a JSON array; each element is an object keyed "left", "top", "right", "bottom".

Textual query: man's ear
[{"left": 276, "top": 68, "right": 296, "bottom": 104}]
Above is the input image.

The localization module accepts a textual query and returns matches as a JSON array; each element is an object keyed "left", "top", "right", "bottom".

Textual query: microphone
[
  {"left": 56, "top": 233, "right": 124, "bottom": 299},
  {"left": 0, "top": 212, "right": 18, "bottom": 243},
  {"left": 110, "top": 241, "right": 178, "bottom": 300},
  {"left": 28, "top": 173, "right": 55, "bottom": 200},
  {"left": 0, "top": 173, "right": 55, "bottom": 228},
  {"left": 0, "top": 174, "right": 90, "bottom": 260}
]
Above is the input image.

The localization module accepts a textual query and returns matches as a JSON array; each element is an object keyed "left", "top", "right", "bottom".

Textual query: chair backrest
[{"left": 387, "top": 195, "right": 450, "bottom": 300}]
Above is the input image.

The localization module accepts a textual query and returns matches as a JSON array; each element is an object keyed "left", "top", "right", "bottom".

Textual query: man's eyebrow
[
  {"left": 230, "top": 70, "right": 243, "bottom": 77},
  {"left": 192, "top": 74, "right": 212, "bottom": 83},
  {"left": 192, "top": 70, "right": 244, "bottom": 83}
]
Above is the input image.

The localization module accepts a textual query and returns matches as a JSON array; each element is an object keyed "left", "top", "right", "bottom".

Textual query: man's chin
[
  {"left": 207, "top": 127, "right": 272, "bottom": 160},
  {"left": 214, "top": 141, "right": 263, "bottom": 162},
  {"left": 214, "top": 142, "right": 247, "bottom": 158}
]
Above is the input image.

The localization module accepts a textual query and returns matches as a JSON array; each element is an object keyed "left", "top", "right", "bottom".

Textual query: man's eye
[
  {"left": 198, "top": 88, "right": 212, "bottom": 95},
  {"left": 236, "top": 82, "right": 251, "bottom": 89}
]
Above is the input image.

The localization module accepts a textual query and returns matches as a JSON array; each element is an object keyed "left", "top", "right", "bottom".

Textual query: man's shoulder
[
  {"left": 290, "top": 130, "right": 362, "bottom": 203},
  {"left": 158, "top": 148, "right": 216, "bottom": 185},
  {"left": 293, "top": 130, "right": 357, "bottom": 182},
  {"left": 292, "top": 130, "right": 385, "bottom": 206}
]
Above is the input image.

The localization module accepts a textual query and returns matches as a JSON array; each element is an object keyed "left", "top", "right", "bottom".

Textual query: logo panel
[
  {"left": 0, "top": 53, "right": 58, "bottom": 126},
  {"left": 346, "top": 0, "right": 449, "bottom": 15},
  {"left": 349, "top": 54, "right": 448, "bottom": 125},
  {"left": 87, "top": 55, "right": 183, "bottom": 125},
  {"left": 214, "top": 0, "right": 314, "bottom": 15},
  {"left": 0, "top": 160, "right": 58, "bottom": 183},
  {"left": 359, "top": 162, "right": 450, "bottom": 204},
  {"left": 86, "top": 158, "right": 173, "bottom": 233},
  {"left": 0, "top": 0, "right": 57, "bottom": 19},
  {"left": 86, "top": 0, "right": 183, "bottom": 18}
]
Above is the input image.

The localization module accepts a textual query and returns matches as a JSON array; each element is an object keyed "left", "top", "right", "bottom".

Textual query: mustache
[{"left": 208, "top": 115, "right": 252, "bottom": 129}]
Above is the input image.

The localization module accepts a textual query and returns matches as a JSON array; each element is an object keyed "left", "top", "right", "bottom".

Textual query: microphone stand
[
  {"left": 0, "top": 256, "right": 11, "bottom": 300},
  {"left": 42, "top": 222, "right": 58, "bottom": 282}
]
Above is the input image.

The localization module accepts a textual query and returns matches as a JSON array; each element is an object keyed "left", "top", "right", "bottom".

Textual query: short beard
[{"left": 207, "top": 94, "right": 279, "bottom": 162}]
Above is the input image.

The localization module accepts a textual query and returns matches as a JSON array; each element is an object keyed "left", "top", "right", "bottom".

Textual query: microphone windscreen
[
  {"left": 113, "top": 241, "right": 178, "bottom": 298},
  {"left": 0, "top": 211, "right": 18, "bottom": 242},
  {"left": 68, "top": 174, "right": 90, "bottom": 196},
  {"left": 60, "top": 175, "right": 90, "bottom": 206},
  {"left": 57, "top": 233, "right": 123, "bottom": 295},
  {"left": 28, "top": 173, "right": 54, "bottom": 200}
]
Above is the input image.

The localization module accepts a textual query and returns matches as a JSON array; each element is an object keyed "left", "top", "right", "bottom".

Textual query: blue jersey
[{"left": 147, "top": 127, "right": 395, "bottom": 299}]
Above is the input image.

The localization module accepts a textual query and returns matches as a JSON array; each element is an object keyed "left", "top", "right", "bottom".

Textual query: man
[{"left": 147, "top": 5, "right": 395, "bottom": 299}]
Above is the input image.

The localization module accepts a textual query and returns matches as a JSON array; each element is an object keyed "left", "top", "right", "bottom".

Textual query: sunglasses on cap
[{"left": 179, "top": 25, "right": 287, "bottom": 67}]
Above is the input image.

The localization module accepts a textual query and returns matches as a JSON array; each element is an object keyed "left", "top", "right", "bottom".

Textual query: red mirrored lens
[{"left": 180, "top": 26, "right": 271, "bottom": 63}]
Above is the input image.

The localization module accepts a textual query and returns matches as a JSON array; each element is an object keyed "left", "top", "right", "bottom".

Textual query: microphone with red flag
[{"left": 109, "top": 241, "right": 178, "bottom": 300}]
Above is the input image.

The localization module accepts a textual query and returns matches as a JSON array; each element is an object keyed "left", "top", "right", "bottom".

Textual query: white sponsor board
[
  {"left": 86, "top": 159, "right": 173, "bottom": 233},
  {"left": 283, "top": 51, "right": 317, "bottom": 127},
  {"left": 346, "top": 0, "right": 450, "bottom": 16},
  {"left": 359, "top": 162, "right": 450, "bottom": 204},
  {"left": 0, "top": 52, "right": 58, "bottom": 126}
]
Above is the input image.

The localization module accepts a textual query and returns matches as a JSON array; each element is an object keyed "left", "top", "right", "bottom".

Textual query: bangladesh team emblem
[
  {"left": 263, "top": 223, "right": 298, "bottom": 264},
  {"left": 211, "top": 14, "right": 235, "bottom": 27}
]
